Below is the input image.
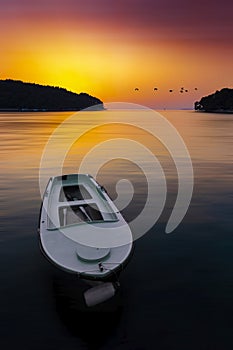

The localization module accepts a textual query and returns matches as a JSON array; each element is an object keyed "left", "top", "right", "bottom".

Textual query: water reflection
[
  {"left": 52, "top": 270, "right": 123, "bottom": 347},
  {"left": 0, "top": 109, "right": 232, "bottom": 235},
  {"left": 0, "top": 110, "right": 233, "bottom": 349}
]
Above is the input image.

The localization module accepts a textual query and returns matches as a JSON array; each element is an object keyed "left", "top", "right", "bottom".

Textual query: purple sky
[{"left": 1, "top": 0, "right": 233, "bottom": 40}]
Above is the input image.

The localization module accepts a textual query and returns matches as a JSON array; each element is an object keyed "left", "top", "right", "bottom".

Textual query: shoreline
[
  {"left": 0, "top": 107, "right": 105, "bottom": 113},
  {"left": 195, "top": 109, "right": 233, "bottom": 114}
]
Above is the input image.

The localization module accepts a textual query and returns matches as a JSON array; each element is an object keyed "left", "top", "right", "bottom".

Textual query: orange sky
[{"left": 1, "top": 0, "right": 233, "bottom": 108}]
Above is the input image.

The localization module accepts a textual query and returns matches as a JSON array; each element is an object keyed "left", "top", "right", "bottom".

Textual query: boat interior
[
  {"left": 47, "top": 180, "right": 118, "bottom": 229},
  {"left": 59, "top": 184, "right": 92, "bottom": 202}
]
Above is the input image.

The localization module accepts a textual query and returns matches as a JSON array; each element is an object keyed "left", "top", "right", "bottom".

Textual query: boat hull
[{"left": 38, "top": 174, "right": 133, "bottom": 281}]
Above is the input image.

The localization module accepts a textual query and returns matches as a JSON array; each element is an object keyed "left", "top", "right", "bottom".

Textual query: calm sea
[{"left": 0, "top": 109, "right": 233, "bottom": 350}]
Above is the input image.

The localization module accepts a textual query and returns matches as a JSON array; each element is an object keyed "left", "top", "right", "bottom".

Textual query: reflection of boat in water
[{"left": 38, "top": 174, "right": 133, "bottom": 306}]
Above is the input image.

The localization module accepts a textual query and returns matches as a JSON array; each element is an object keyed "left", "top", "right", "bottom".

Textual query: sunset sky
[{"left": 1, "top": 0, "right": 233, "bottom": 108}]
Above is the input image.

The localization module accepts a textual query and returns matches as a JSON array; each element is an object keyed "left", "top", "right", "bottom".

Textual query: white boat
[{"left": 38, "top": 174, "right": 133, "bottom": 306}]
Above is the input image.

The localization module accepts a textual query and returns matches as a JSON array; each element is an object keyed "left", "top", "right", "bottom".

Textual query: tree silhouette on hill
[
  {"left": 0, "top": 80, "right": 103, "bottom": 111},
  {"left": 195, "top": 88, "right": 233, "bottom": 113}
]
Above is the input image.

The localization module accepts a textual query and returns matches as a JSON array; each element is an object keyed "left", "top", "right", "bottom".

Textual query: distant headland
[
  {"left": 195, "top": 88, "right": 233, "bottom": 113},
  {"left": 0, "top": 79, "right": 104, "bottom": 112}
]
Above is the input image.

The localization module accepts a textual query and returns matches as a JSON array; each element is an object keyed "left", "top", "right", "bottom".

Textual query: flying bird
[
  {"left": 169, "top": 89, "right": 173, "bottom": 92},
  {"left": 153, "top": 87, "right": 158, "bottom": 91},
  {"left": 134, "top": 88, "right": 139, "bottom": 91}
]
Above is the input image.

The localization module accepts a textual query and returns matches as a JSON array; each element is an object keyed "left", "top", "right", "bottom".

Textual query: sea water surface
[{"left": 0, "top": 109, "right": 233, "bottom": 350}]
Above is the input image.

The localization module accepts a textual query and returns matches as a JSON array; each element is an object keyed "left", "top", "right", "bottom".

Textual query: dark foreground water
[{"left": 0, "top": 109, "right": 233, "bottom": 350}]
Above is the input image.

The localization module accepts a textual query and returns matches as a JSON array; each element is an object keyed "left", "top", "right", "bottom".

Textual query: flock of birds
[{"left": 134, "top": 87, "right": 198, "bottom": 93}]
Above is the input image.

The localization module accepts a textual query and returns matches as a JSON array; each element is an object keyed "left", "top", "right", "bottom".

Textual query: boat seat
[{"left": 59, "top": 203, "right": 103, "bottom": 226}]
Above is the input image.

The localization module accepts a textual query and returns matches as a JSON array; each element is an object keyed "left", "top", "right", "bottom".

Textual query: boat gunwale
[{"left": 46, "top": 217, "right": 120, "bottom": 231}]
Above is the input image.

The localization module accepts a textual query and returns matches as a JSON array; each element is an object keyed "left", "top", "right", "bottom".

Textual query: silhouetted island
[
  {"left": 0, "top": 79, "right": 103, "bottom": 111},
  {"left": 195, "top": 88, "right": 233, "bottom": 113}
]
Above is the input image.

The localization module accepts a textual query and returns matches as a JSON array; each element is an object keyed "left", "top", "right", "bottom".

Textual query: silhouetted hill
[
  {"left": 195, "top": 88, "right": 233, "bottom": 113},
  {"left": 0, "top": 80, "right": 103, "bottom": 111}
]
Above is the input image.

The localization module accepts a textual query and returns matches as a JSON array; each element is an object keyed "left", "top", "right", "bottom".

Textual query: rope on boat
[{"left": 76, "top": 261, "right": 124, "bottom": 283}]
